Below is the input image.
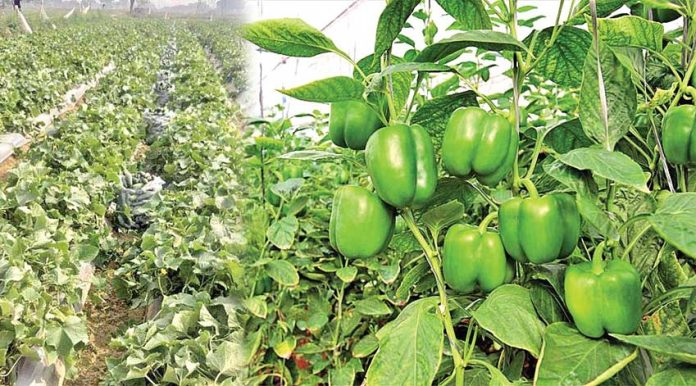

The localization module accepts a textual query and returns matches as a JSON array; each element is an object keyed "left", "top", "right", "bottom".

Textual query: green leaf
[
  {"left": 436, "top": 0, "right": 491, "bottom": 30},
  {"left": 243, "top": 296, "right": 268, "bottom": 319},
  {"left": 74, "top": 244, "right": 100, "bottom": 261},
  {"left": 542, "top": 159, "right": 596, "bottom": 195},
  {"left": 472, "top": 359, "right": 513, "bottom": 386},
  {"left": 610, "top": 334, "right": 696, "bottom": 364},
  {"left": 241, "top": 18, "right": 342, "bottom": 57},
  {"left": 472, "top": 284, "right": 545, "bottom": 357},
  {"left": 379, "top": 62, "right": 453, "bottom": 76},
  {"left": 206, "top": 341, "right": 243, "bottom": 376},
  {"left": 570, "top": 0, "right": 627, "bottom": 25},
  {"left": 650, "top": 193, "right": 696, "bottom": 259},
  {"left": 526, "top": 27, "right": 592, "bottom": 88},
  {"left": 352, "top": 334, "right": 379, "bottom": 358},
  {"left": 366, "top": 298, "right": 443, "bottom": 386},
  {"left": 273, "top": 337, "right": 296, "bottom": 359},
  {"left": 646, "top": 367, "right": 696, "bottom": 386},
  {"left": 411, "top": 91, "right": 478, "bottom": 149},
  {"left": 45, "top": 316, "right": 89, "bottom": 358},
  {"left": 266, "top": 216, "right": 299, "bottom": 250},
  {"left": 557, "top": 148, "right": 649, "bottom": 192},
  {"left": 374, "top": 0, "right": 422, "bottom": 60},
  {"left": 597, "top": 16, "right": 664, "bottom": 52},
  {"left": 330, "top": 366, "right": 356, "bottom": 386},
  {"left": 278, "top": 76, "right": 364, "bottom": 103},
  {"left": 265, "top": 260, "right": 300, "bottom": 286},
  {"left": 353, "top": 298, "right": 392, "bottom": 316},
  {"left": 576, "top": 193, "right": 620, "bottom": 240},
  {"left": 336, "top": 266, "right": 358, "bottom": 283},
  {"left": 543, "top": 119, "right": 593, "bottom": 154},
  {"left": 535, "top": 323, "right": 638, "bottom": 386},
  {"left": 579, "top": 42, "right": 637, "bottom": 150},
  {"left": 271, "top": 178, "right": 304, "bottom": 197},
  {"left": 416, "top": 31, "right": 527, "bottom": 63},
  {"left": 529, "top": 283, "right": 566, "bottom": 325},
  {"left": 422, "top": 200, "right": 466, "bottom": 235}
]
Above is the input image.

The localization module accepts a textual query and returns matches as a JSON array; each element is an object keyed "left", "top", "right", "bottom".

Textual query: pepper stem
[
  {"left": 520, "top": 178, "right": 539, "bottom": 198},
  {"left": 592, "top": 242, "right": 606, "bottom": 275},
  {"left": 478, "top": 212, "right": 498, "bottom": 233}
]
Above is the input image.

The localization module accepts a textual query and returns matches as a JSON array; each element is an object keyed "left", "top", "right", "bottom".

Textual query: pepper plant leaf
[
  {"left": 472, "top": 284, "right": 545, "bottom": 357},
  {"left": 416, "top": 30, "right": 527, "bottom": 63},
  {"left": 579, "top": 42, "right": 637, "bottom": 150},
  {"left": 534, "top": 323, "right": 638, "bottom": 386},
  {"left": 278, "top": 76, "right": 365, "bottom": 103},
  {"left": 366, "top": 297, "right": 443, "bottom": 386},
  {"left": 241, "top": 18, "right": 345, "bottom": 58},
  {"left": 436, "top": 0, "right": 491, "bottom": 30}
]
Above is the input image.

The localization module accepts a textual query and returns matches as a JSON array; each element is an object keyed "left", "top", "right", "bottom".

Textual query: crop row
[
  {"left": 103, "top": 28, "right": 247, "bottom": 385},
  {"left": 0, "top": 21, "right": 167, "bottom": 382},
  {"left": 0, "top": 18, "right": 154, "bottom": 133},
  {"left": 188, "top": 20, "right": 248, "bottom": 99}
]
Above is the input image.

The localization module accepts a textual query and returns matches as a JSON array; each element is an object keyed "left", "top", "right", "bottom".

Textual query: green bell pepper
[
  {"left": 442, "top": 107, "right": 518, "bottom": 186},
  {"left": 365, "top": 124, "right": 437, "bottom": 208},
  {"left": 329, "top": 185, "right": 395, "bottom": 258},
  {"left": 443, "top": 218, "right": 512, "bottom": 294},
  {"left": 564, "top": 243, "right": 642, "bottom": 338},
  {"left": 329, "top": 100, "right": 383, "bottom": 150},
  {"left": 499, "top": 193, "right": 580, "bottom": 264},
  {"left": 662, "top": 105, "right": 696, "bottom": 165}
]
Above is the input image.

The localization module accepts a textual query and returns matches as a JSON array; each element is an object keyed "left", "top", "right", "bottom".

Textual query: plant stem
[
  {"left": 669, "top": 46, "right": 696, "bottom": 109},
  {"left": 478, "top": 212, "right": 498, "bottom": 233},
  {"left": 520, "top": 178, "right": 539, "bottom": 198},
  {"left": 592, "top": 241, "right": 606, "bottom": 275},
  {"left": 606, "top": 181, "right": 616, "bottom": 212},
  {"left": 405, "top": 74, "right": 425, "bottom": 124},
  {"left": 401, "top": 209, "right": 464, "bottom": 385},
  {"left": 524, "top": 130, "right": 546, "bottom": 180},
  {"left": 332, "top": 282, "right": 345, "bottom": 360}
]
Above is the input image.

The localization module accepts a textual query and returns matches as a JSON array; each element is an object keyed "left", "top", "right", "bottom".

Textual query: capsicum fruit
[
  {"left": 442, "top": 107, "right": 518, "bottom": 186},
  {"left": 662, "top": 105, "right": 696, "bottom": 165},
  {"left": 329, "top": 186, "right": 395, "bottom": 258},
  {"left": 329, "top": 100, "right": 383, "bottom": 150},
  {"left": 564, "top": 243, "right": 642, "bottom": 338},
  {"left": 443, "top": 219, "right": 512, "bottom": 293},
  {"left": 499, "top": 193, "right": 580, "bottom": 264},
  {"left": 365, "top": 124, "right": 437, "bottom": 208}
]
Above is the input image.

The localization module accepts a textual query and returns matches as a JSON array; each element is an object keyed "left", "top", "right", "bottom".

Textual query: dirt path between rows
[{"left": 65, "top": 269, "right": 146, "bottom": 386}]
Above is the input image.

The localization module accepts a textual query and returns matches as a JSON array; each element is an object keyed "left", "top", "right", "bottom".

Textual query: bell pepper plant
[{"left": 240, "top": 1, "right": 696, "bottom": 385}]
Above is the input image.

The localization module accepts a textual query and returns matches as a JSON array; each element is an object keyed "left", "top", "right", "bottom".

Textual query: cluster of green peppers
[{"left": 325, "top": 100, "right": 647, "bottom": 339}]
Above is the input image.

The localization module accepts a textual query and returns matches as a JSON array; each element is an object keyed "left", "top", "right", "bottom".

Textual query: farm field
[
  {"left": 0, "top": 12, "right": 249, "bottom": 385},
  {"left": 1, "top": 1, "right": 696, "bottom": 386}
]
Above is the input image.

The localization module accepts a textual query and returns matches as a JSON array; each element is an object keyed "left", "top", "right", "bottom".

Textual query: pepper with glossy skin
[
  {"left": 365, "top": 124, "right": 437, "bottom": 208},
  {"left": 329, "top": 186, "right": 395, "bottom": 258},
  {"left": 329, "top": 100, "right": 383, "bottom": 150},
  {"left": 564, "top": 243, "right": 642, "bottom": 338},
  {"left": 499, "top": 193, "right": 580, "bottom": 264},
  {"left": 442, "top": 107, "right": 518, "bottom": 186},
  {"left": 662, "top": 105, "right": 696, "bottom": 165},
  {"left": 443, "top": 219, "right": 511, "bottom": 294}
]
